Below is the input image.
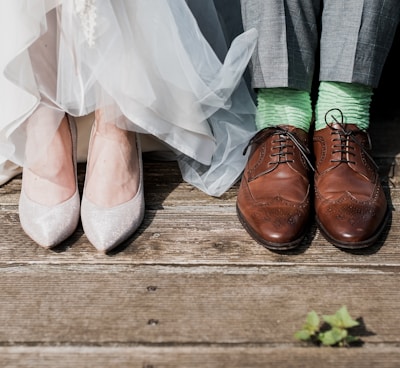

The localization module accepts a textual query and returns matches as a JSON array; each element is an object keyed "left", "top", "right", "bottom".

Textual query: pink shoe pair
[{"left": 19, "top": 115, "right": 144, "bottom": 253}]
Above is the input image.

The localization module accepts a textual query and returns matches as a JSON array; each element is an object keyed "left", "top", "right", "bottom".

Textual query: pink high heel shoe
[
  {"left": 19, "top": 116, "right": 80, "bottom": 248},
  {"left": 81, "top": 124, "right": 145, "bottom": 253}
]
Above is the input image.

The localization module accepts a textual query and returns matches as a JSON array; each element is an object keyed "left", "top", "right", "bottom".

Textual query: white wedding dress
[{"left": 0, "top": 0, "right": 257, "bottom": 196}]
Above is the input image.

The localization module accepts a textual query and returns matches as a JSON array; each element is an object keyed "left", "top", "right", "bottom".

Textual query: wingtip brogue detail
[
  {"left": 237, "top": 125, "right": 312, "bottom": 250},
  {"left": 313, "top": 112, "right": 389, "bottom": 248}
]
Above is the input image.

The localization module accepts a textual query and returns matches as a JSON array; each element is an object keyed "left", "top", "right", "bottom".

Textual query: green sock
[
  {"left": 315, "top": 81, "right": 373, "bottom": 131},
  {"left": 256, "top": 88, "right": 312, "bottom": 132}
]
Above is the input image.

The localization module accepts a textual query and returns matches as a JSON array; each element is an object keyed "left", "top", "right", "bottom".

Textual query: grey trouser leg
[
  {"left": 240, "top": 0, "right": 400, "bottom": 90},
  {"left": 320, "top": 0, "right": 400, "bottom": 88}
]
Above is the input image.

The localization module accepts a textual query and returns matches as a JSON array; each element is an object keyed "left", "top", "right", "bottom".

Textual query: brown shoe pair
[{"left": 236, "top": 120, "right": 389, "bottom": 250}]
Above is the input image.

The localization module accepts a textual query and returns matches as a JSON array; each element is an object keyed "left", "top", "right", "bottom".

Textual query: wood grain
[
  {"left": 1, "top": 346, "right": 400, "bottom": 368},
  {"left": 0, "top": 265, "right": 398, "bottom": 344},
  {"left": 0, "top": 102, "right": 399, "bottom": 367}
]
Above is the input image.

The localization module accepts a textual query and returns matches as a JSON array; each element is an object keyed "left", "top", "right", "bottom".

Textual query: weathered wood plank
[
  {"left": 0, "top": 212, "right": 399, "bottom": 265},
  {"left": 0, "top": 265, "right": 399, "bottom": 344},
  {"left": 1, "top": 157, "right": 400, "bottom": 206},
  {"left": 0, "top": 205, "right": 399, "bottom": 265},
  {"left": 0, "top": 209, "right": 400, "bottom": 266},
  {"left": 1, "top": 346, "right": 400, "bottom": 368},
  {"left": 0, "top": 159, "right": 400, "bottom": 265}
]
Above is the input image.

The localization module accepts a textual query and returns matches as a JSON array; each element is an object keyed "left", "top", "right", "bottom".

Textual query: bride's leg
[
  {"left": 83, "top": 109, "right": 140, "bottom": 207},
  {"left": 23, "top": 106, "right": 76, "bottom": 206},
  {"left": 81, "top": 109, "right": 144, "bottom": 253},
  {"left": 19, "top": 105, "right": 80, "bottom": 248}
]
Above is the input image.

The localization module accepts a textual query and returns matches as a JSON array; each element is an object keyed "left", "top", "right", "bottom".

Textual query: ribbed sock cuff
[
  {"left": 256, "top": 88, "right": 312, "bottom": 132},
  {"left": 315, "top": 81, "right": 372, "bottom": 131}
]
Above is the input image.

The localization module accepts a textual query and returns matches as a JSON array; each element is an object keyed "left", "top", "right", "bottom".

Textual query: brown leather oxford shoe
[
  {"left": 313, "top": 114, "right": 389, "bottom": 249},
  {"left": 236, "top": 125, "right": 312, "bottom": 250}
]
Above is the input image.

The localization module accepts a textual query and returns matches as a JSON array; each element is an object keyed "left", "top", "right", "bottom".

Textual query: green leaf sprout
[{"left": 295, "top": 306, "right": 361, "bottom": 347}]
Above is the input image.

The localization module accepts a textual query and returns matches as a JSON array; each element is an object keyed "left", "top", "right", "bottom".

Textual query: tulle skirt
[{"left": 0, "top": 0, "right": 257, "bottom": 196}]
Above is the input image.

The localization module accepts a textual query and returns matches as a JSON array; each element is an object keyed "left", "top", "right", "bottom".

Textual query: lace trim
[{"left": 75, "top": 0, "right": 97, "bottom": 47}]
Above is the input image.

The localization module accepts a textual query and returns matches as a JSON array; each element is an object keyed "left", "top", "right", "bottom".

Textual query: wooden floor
[
  {"left": 2, "top": 39, "right": 400, "bottom": 365},
  {"left": 1, "top": 107, "right": 400, "bottom": 367}
]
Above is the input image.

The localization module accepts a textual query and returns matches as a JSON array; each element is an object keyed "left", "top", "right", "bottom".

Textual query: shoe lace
[
  {"left": 324, "top": 108, "right": 378, "bottom": 169},
  {"left": 243, "top": 127, "right": 315, "bottom": 171}
]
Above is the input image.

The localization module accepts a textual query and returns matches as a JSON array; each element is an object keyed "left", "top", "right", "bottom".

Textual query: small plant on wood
[{"left": 294, "top": 306, "right": 361, "bottom": 347}]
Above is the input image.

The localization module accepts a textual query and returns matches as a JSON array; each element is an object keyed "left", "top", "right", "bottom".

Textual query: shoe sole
[
  {"left": 316, "top": 208, "right": 390, "bottom": 249},
  {"left": 236, "top": 205, "right": 306, "bottom": 251}
]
